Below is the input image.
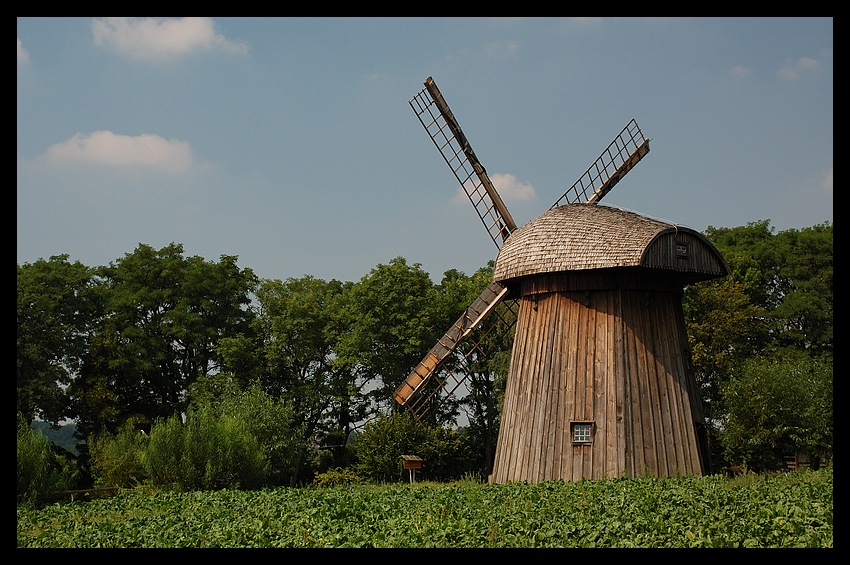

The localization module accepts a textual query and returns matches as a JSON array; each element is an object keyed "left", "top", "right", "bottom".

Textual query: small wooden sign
[
  {"left": 401, "top": 454, "right": 423, "bottom": 482},
  {"left": 400, "top": 454, "right": 423, "bottom": 470}
]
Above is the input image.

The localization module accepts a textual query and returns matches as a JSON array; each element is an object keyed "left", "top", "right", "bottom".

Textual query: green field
[{"left": 17, "top": 468, "right": 832, "bottom": 548}]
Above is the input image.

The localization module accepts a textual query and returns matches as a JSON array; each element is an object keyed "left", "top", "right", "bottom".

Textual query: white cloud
[
  {"left": 91, "top": 17, "right": 248, "bottom": 62},
  {"left": 491, "top": 173, "right": 536, "bottom": 202},
  {"left": 17, "top": 37, "right": 29, "bottom": 64},
  {"left": 44, "top": 131, "right": 193, "bottom": 173},
  {"left": 454, "top": 172, "right": 536, "bottom": 205},
  {"left": 778, "top": 57, "right": 821, "bottom": 82}
]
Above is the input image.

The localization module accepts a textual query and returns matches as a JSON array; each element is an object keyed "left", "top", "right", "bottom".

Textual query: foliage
[
  {"left": 17, "top": 412, "right": 78, "bottom": 507},
  {"left": 351, "top": 412, "right": 474, "bottom": 482},
  {"left": 719, "top": 350, "right": 833, "bottom": 471},
  {"left": 17, "top": 256, "right": 97, "bottom": 424},
  {"left": 770, "top": 223, "right": 833, "bottom": 352},
  {"left": 684, "top": 276, "right": 767, "bottom": 423},
  {"left": 145, "top": 406, "right": 269, "bottom": 491},
  {"left": 689, "top": 220, "right": 833, "bottom": 470},
  {"left": 702, "top": 220, "right": 832, "bottom": 353},
  {"left": 17, "top": 219, "right": 833, "bottom": 495},
  {"left": 333, "top": 257, "right": 438, "bottom": 415},
  {"left": 88, "top": 418, "right": 149, "bottom": 488},
  {"left": 17, "top": 469, "right": 833, "bottom": 548},
  {"left": 313, "top": 467, "right": 366, "bottom": 487},
  {"left": 202, "top": 378, "right": 301, "bottom": 486},
  {"left": 243, "top": 275, "right": 352, "bottom": 484},
  {"left": 68, "top": 243, "right": 258, "bottom": 440}
]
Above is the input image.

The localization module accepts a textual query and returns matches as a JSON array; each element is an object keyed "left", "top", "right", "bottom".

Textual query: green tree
[
  {"left": 428, "top": 263, "right": 513, "bottom": 474},
  {"left": 689, "top": 221, "right": 833, "bottom": 469},
  {"left": 334, "top": 257, "right": 438, "bottom": 417},
  {"left": 684, "top": 276, "right": 768, "bottom": 425},
  {"left": 240, "top": 275, "right": 350, "bottom": 484},
  {"left": 17, "top": 256, "right": 98, "bottom": 424},
  {"left": 69, "top": 243, "right": 258, "bottom": 440},
  {"left": 703, "top": 220, "right": 833, "bottom": 353},
  {"left": 719, "top": 350, "right": 832, "bottom": 471},
  {"left": 770, "top": 224, "right": 833, "bottom": 353}
]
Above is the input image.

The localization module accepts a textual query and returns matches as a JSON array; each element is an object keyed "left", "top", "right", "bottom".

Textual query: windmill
[{"left": 394, "top": 77, "right": 729, "bottom": 483}]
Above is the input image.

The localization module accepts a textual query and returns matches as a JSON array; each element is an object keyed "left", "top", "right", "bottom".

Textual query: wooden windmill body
[{"left": 394, "top": 77, "right": 729, "bottom": 483}]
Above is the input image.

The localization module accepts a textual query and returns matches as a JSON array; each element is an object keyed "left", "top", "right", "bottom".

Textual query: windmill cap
[{"left": 493, "top": 203, "right": 729, "bottom": 283}]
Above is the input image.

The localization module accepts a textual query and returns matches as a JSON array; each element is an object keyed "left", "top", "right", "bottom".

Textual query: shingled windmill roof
[{"left": 493, "top": 203, "right": 728, "bottom": 282}]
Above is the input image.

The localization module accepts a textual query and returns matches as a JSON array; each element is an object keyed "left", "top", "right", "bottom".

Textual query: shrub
[
  {"left": 88, "top": 419, "right": 149, "bottom": 488},
  {"left": 17, "top": 412, "right": 77, "bottom": 507},
  {"left": 351, "top": 412, "right": 475, "bottom": 483},
  {"left": 313, "top": 467, "right": 365, "bottom": 487},
  {"left": 146, "top": 407, "right": 270, "bottom": 491}
]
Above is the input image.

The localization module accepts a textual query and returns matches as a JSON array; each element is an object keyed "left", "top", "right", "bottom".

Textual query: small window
[
  {"left": 675, "top": 242, "right": 689, "bottom": 258},
  {"left": 571, "top": 421, "right": 594, "bottom": 444}
]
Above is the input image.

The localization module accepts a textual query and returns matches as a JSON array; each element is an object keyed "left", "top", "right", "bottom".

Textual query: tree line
[{"left": 17, "top": 219, "right": 832, "bottom": 498}]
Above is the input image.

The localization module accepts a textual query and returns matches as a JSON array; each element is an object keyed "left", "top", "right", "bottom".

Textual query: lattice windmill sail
[
  {"left": 395, "top": 77, "right": 729, "bottom": 483},
  {"left": 395, "top": 78, "right": 651, "bottom": 421}
]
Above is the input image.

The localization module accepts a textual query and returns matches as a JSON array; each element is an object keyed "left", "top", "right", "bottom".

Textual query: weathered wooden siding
[{"left": 489, "top": 284, "right": 707, "bottom": 484}]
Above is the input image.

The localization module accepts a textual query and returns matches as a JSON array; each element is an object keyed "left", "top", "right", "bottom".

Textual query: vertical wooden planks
[{"left": 489, "top": 274, "right": 709, "bottom": 483}]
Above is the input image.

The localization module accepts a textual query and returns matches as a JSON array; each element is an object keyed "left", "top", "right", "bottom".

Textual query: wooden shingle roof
[{"left": 493, "top": 203, "right": 726, "bottom": 282}]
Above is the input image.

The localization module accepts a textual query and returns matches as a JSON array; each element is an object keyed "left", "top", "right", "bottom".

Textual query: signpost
[{"left": 400, "top": 455, "right": 423, "bottom": 483}]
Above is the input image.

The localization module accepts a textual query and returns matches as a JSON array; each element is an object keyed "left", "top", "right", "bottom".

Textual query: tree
[
  {"left": 238, "top": 275, "right": 350, "bottom": 484},
  {"left": 684, "top": 276, "right": 768, "bottom": 425},
  {"left": 719, "top": 350, "right": 832, "bottom": 471},
  {"left": 429, "top": 263, "right": 513, "bottom": 474},
  {"left": 703, "top": 221, "right": 833, "bottom": 353},
  {"left": 689, "top": 221, "right": 833, "bottom": 470},
  {"left": 69, "top": 243, "right": 258, "bottom": 440},
  {"left": 17, "top": 256, "right": 98, "bottom": 424},
  {"left": 770, "top": 223, "right": 833, "bottom": 353},
  {"left": 333, "top": 257, "right": 438, "bottom": 417}
]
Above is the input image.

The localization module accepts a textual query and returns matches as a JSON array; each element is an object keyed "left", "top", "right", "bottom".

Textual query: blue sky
[{"left": 17, "top": 17, "right": 833, "bottom": 284}]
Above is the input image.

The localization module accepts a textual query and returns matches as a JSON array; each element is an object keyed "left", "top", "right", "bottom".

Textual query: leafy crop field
[{"left": 17, "top": 468, "right": 832, "bottom": 548}]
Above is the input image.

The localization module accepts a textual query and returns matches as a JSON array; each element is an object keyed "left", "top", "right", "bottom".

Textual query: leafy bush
[
  {"left": 85, "top": 382, "right": 299, "bottom": 492},
  {"left": 313, "top": 467, "right": 365, "bottom": 487},
  {"left": 146, "top": 406, "right": 269, "bottom": 491},
  {"left": 720, "top": 351, "right": 833, "bottom": 470},
  {"left": 17, "top": 412, "right": 78, "bottom": 507},
  {"left": 88, "top": 419, "right": 149, "bottom": 488},
  {"left": 351, "top": 412, "right": 474, "bottom": 482},
  {"left": 192, "top": 374, "right": 298, "bottom": 486},
  {"left": 144, "top": 414, "right": 185, "bottom": 487}
]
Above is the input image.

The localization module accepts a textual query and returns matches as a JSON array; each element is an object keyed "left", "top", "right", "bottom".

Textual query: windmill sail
[
  {"left": 394, "top": 281, "right": 515, "bottom": 422},
  {"left": 410, "top": 77, "right": 517, "bottom": 248},
  {"left": 551, "top": 118, "right": 650, "bottom": 208},
  {"left": 399, "top": 82, "right": 651, "bottom": 423}
]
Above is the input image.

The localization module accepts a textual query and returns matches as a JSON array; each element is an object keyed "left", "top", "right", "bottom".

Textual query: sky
[{"left": 17, "top": 17, "right": 833, "bottom": 285}]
